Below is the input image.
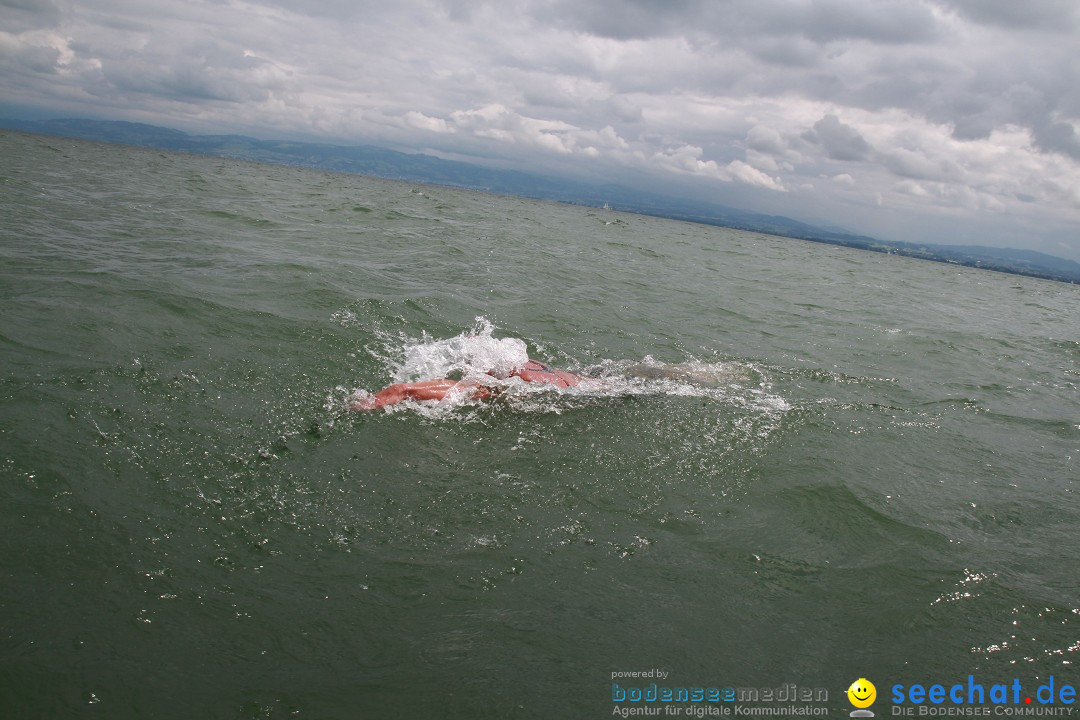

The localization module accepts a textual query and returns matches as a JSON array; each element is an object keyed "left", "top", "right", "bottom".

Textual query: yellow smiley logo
[{"left": 847, "top": 678, "right": 877, "bottom": 709}]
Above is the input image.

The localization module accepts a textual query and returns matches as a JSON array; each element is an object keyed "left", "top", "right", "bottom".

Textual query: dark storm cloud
[
  {"left": 0, "top": 0, "right": 62, "bottom": 32},
  {"left": 806, "top": 114, "right": 872, "bottom": 162},
  {"left": 545, "top": 0, "right": 938, "bottom": 44},
  {"left": 934, "top": 0, "right": 1079, "bottom": 30},
  {"left": 540, "top": 0, "right": 702, "bottom": 41},
  {"left": 536, "top": 0, "right": 1076, "bottom": 168},
  {"left": 751, "top": 0, "right": 938, "bottom": 45},
  {"left": 101, "top": 46, "right": 275, "bottom": 104},
  {"left": 1032, "top": 120, "right": 1080, "bottom": 161}
]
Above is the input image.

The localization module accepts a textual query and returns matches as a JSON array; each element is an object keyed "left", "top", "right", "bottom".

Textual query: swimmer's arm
[
  {"left": 512, "top": 364, "right": 582, "bottom": 387},
  {"left": 350, "top": 379, "right": 488, "bottom": 410}
]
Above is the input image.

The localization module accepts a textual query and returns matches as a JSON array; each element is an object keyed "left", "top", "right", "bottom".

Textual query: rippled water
[{"left": 1, "top": 130, "right": 1078, "bottom": 718}]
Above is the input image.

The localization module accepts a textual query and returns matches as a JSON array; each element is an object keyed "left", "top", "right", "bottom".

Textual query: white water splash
[{"left": 393, "top": 317, "right": 528, "bottom": 382}]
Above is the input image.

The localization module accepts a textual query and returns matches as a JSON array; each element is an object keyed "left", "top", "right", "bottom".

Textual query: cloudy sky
[{"left": 2, "top": 0, "right": 1079, "bottom": 258}]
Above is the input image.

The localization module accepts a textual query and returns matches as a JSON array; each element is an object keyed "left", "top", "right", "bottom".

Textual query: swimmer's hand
[{"left": 348, "top": 394, "right": 381, "bottom": 411}]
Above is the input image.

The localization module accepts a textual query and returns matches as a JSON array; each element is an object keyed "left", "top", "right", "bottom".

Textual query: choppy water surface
[{"left": 1, "top": 130, "right": 1078, "bottom": 718}]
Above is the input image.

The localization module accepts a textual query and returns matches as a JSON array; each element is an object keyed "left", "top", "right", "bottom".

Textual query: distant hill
[
  {"left": 3, "top": 117, "right": 1078, "bottom": 284},
  {"left": 0, "top": 117, "right": 613, "bottom": 205}
]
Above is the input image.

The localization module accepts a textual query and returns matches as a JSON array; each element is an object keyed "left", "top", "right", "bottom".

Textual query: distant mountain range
[{"left": 4, "top": 117, "right": 1079, "bottom": 284}]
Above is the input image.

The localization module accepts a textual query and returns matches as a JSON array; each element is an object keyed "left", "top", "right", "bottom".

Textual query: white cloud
[
  {"left": 726, "top": 160, "right": 788, "bottom": 192},
  {"left": 650, "top": 144, "right": 787, "bottom": 191},
  {"left": 403, "top": 110, "right": 454, "bottom": 134}
]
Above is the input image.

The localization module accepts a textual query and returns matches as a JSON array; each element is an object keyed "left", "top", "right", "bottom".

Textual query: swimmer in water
[
  {"left": 349, "top": 359, "right": 581, "bottom": 410},
  {"left": 350, "top": 329, "right": 752, "bottom": 410}
]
